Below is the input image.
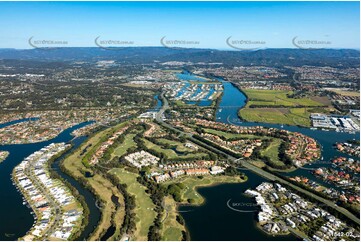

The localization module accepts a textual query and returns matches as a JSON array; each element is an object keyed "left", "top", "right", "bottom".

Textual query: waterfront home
[
  {"left": 13, "top": 143, "right": 83, "bottom": 240},
  {"left": 244, "top": 181, "right": 359, "bottom": 240}
]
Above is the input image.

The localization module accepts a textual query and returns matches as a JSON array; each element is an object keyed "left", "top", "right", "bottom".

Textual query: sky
[{"left": 0, "top": 1, "right": 359, "bottom": 49}]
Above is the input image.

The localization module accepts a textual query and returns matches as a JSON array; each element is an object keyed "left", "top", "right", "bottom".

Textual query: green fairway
[
  {"left": 260, "top": 139, "right": 285, "bottom": 167},
  {"left": 111, "top": 133, "right": 137, "bottom": 159},
  {"left": 62, "top": 121, "right": 132, "bottom": 240},
  {"left": 163, "top": 227, "right": 183, "bottom": 241},
  {"left": 161, "top": 196, "right": 185, "bottom": 241},
  {"left": 142, "top": 138, "right": 208, "bottom": 160},
  {"left": 81, "top": 121, "right": 131, "bottom": 166},
  {"left": 110, "top": 168, "right": 157, "bottom": 241},
  {"left": 156, "top": 138, "right": 195, "bottom": 153}
]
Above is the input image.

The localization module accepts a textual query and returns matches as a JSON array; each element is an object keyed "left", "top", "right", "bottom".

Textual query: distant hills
[{"left": 0, "top": 47, "right": 359, "bottom": 67}]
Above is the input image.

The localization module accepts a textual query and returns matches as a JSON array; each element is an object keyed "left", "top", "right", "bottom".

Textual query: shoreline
[
  {"left": 176, "top": 175, "right": 248, "bottom": 207},
  {"left": 0, "top": 121, "right": 95, "bottom": 146},
  {"left": 0, "top": 117, "right": 40, "bottom": 128},
  {"left": 172, "top": 175, "right": 248, "bottom": 240},
  {"left": 12, "top": 143, "right": 84, "bottom": 240},
  {"left": 0, "top": 150, "right": 9, "bottom": 163}
]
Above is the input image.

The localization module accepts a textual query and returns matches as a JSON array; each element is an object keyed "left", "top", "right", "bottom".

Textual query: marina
[{"left": 164, "top": 71, "right": 223, "bottom": 106}]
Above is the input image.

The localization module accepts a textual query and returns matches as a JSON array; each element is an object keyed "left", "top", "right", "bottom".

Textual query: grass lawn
[
  {"left": 239, "top": 107, "right": 314, "bottom": 127},
  {"left": 243, "top": 89, "right": 324, "bottom": 107},
  {"left": 109, "top": 168, "right": 157, "bottom": 241},
  {"left": 111, "top": 133, "right": 137, "bottom": 159},
  {"left": 173, "top": 100, "right": 188, "bottom": 107},
  {"left": 309, "top": 96, "right": 332, "bottom": 106},
  {"left": 142, "top": 138, "right": 208, "bottom": 160},
  {"left": 249, "top": 160, "right": 267, "bottom": 168},
  {"left": 238, "top": 89, "right": 331, "bottom": 127},
  {"left": 261, "top": 139, "right": 281, "bottom": 161},
  {"left": 160, "top": 196, "right": 185, "bottom": 241}
]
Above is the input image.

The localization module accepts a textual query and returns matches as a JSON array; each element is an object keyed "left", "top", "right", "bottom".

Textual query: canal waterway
[
  {"left": 0, "top": 117, "right": 39, "bottom": 129},
  {"left": 0, "top": 121, "right": 100, "bottom": 240},
  {"left": 51, "top": 134, "right": 101, "bottom": 240}
]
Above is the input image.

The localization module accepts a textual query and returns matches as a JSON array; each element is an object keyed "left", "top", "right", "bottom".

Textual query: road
[
  {"left": 155, "top": 92, "right": 168, "bottom": 122},
  {"left": 155, "top": 94, "right": 361, "bottom": 226}
]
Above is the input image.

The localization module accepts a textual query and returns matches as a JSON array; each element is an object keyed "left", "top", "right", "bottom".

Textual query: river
[
  {"left": 0, "top": 121, "right": 100, "bottom": 240},
  {"left": 177, "top": 72, "right": 359, "bottom": 240}
]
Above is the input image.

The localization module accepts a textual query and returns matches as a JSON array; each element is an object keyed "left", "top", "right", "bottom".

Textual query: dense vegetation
[{"left": 0, "top": 48, "right": 359, "bottom": 68}]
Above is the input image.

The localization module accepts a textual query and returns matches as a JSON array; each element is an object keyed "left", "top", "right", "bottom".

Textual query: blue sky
[{"left": 0, "top": 1, "right": 359, "bottom": 49}]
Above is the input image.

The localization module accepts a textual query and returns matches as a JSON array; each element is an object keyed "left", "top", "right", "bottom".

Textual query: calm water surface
[
  {"left": 0, "top": 121, "right": 100, "bottom": 240},
  {"left": 179, "top": 171, "right": 298, "bottom": 240},
  {"left": 0, "top": 117, "right": 39, "bottom": 129}
]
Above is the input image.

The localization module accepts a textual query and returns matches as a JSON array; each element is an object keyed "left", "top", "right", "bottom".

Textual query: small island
[{"left": 0, "top": 151, "right": 9, "bottom": 163}]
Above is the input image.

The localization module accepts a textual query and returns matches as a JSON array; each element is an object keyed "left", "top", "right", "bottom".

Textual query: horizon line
[{"left": 0, "top": 46, "right": 360, "bottom": 51}]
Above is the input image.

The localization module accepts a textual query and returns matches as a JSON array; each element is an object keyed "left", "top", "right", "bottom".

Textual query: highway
[{"left": 155, "top": 93, "right": 360, "bottom": 226}]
